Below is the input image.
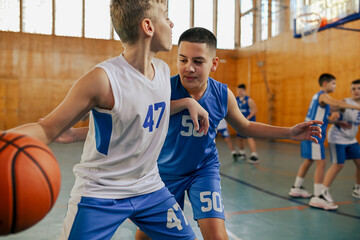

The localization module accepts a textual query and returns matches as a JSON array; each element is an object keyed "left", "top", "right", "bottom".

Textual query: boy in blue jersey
[
  {"left": 320, "top": 79, "right": 360, "bottom": 209},
  {"left": 135, "top": 27, "right": 323, "bottom": 240},
  {"left": 6, "top": 1, "right": 209, "bottom": 239},
  {"left": 236, "top": 84, "right": 259, "bottom": 163},
  {"left": 288, "top": 74, "right": 360, "bottom": 211}
]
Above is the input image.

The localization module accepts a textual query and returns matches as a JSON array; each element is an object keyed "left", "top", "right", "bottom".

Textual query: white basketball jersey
[
  {"left": 328, "top": 98, "right": 360, "bottom": 144},
  {"left": 217, "top": 119, "right": 228, "bottom": 130},
  {"left": 70, "top": 55, "right": 170, "bottom": 199}
]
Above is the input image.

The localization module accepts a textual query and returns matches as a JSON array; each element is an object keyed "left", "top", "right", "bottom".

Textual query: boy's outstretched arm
[
  {"left": 170, "top": 98, "right": 209, "bottom": 135},
  {"left": 320, "top": 93, "right": 360, "bottom": 110},
  {"left": 7, "top": 68, "right": 113, "bottom": 144},
  {"left": 225, "top": 88, "right": 322, "bottom": 143}
]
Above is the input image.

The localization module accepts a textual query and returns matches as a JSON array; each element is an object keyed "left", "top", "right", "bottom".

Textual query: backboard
[{"left": 293, "top": 0, "right": 360, "bottom": 38}]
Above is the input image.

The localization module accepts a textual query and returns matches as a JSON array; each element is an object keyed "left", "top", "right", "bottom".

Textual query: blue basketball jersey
[
  {"left": 236, "top": 95, "right": 255, "bottom": 121},
  {"left": 157, "top": 75, "right": 228, "bottom": 178},
  {"left": 304, "top": 90, "right": 330, "bottom": 142}
]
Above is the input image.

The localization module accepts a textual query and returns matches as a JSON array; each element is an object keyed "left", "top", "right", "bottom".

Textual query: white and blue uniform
[
  {"left": 61, "top": 56, "right": 195, "bottom": 240},
  {"left": 217, "top": 119, "right": 230, "bottom": 138},
  {"left": 236, "top": 95, "right": 255, "bottom": 138},
  {"left": 158, "top": 74, "right": 228, "bottom": 220},
  {"left": 301, "top": 90, "right": 330, "bottom": 160},
  {"left": 328, "top": 98, "right": 360, "bottom": 164}
]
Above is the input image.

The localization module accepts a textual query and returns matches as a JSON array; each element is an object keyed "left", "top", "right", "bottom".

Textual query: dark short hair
[
  {"left": 178, "top": 27, "right": 217, "bottom": 52},
  {"left": 318, "top": 73, "right": 336, "bottom": 86},
  {"left": 352, "top": 79, "right": 360, "bottom": 85},
  {"left": 237, "top": 84, "right": 246, "bottom": 89}
]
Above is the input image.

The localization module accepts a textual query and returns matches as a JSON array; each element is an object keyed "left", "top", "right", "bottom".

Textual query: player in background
[
  {"left": 315, "top": 79, "right": 360, "bottom": 210},
  {"left": 216, "top": 119, "right": 239, "bottom": 161},
  {"left": 288, "top": 74, "right": 360, "bottom": 211},
  {"left": 236, "top": 84, "right": 259, "bottom": 163}
]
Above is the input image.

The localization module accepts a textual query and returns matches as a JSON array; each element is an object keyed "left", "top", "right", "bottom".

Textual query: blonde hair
[{"left": 110, "top": 0, "right": 166, "bottom": 44}]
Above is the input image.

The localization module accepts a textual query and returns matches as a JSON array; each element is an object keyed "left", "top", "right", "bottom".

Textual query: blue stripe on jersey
[
  {"left": 92, "top": 109, "right": 112, "bottom": 155},
  {"left": 304, "top": 90, "right": 330, "bottom": 142},
  {"left": 158, "top": 75, "right": 228, "bottom": 177},
  {"left": 236, "top": 95, "right": 255, "bottom": 121}
]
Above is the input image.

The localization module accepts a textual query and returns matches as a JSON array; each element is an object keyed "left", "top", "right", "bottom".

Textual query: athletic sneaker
[
  {"left": 309, "top": 195, "right": 338, "bottom": 210},
  {"left": 353, "top": 185, "right": 360, "bottom": 199},
  {"left": 238, "top": 153, "right": 246, "bottom": 161},
  {"left": 232, "top": 153, "right": 238, "bottom": 162},
  {"left": 247, "top": 155, "right": 259, "bottom": 164},
  {"left": 289, "top": 186, "right": 312, "bottom": 198}
]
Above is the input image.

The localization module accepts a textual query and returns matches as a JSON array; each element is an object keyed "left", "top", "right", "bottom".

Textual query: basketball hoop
[{"left": 296, "top": 12, "right": 322, "bottom": 43}]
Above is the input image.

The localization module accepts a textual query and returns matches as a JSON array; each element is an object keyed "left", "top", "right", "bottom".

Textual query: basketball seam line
[{"left": 10, "top": 146, "right": 56, "bottom": 233}]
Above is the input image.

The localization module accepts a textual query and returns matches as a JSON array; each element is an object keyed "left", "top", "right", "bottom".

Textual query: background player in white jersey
[
  {"left": 236, "top": 84, "right": 259, "bottom": 163},
  {"left": 318, "top": 79, "right": 360, "bottom": 209},
  {"left": 6, "top": 1, "right": 209, "bottom": 239},
  {"left": 135, "top": 27, "right": 323, "bottom": 240},
  {"left": 288, "top": 74, "right": 360, "bottom": 211},
  {"left": 216, "top": 119, "right": 238, "bottom": 161}
]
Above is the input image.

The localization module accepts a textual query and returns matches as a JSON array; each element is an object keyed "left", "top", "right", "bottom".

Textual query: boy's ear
[
  {"left": 142, "top": 18, "right": 154, "bottom": 37},
  {"left": 211, "top": 57, "right": 219, "bottom": 72}
]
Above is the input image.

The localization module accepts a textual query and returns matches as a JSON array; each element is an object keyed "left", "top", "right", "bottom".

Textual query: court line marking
[
  {"left": 253, "top": 163, "right": 354, "bottom": 180},
  {"left": 220, "top": 172, "right": 360, "bottom": 220}
]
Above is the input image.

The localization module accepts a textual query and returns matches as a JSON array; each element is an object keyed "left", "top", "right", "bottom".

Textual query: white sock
[
  {"left": 314, "top": 183, "right": 323, "bottom": 196},
  {"left": 239, "top": 150, "right": 245, "bottom": 154},
  {"left": 251, "top": 152, "right": 257, "bottom": 157},
  {"left": 294, "top": 177, "right": 304, "bottom": 188},
  {"left": 322, "top": 186, "right": 329, "bottom": 194},
  {"left": 231, "top": 151, "right": 236, "bottom": 155}
]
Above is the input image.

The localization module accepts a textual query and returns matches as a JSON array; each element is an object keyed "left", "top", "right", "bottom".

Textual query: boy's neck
[{"left": 123, "top": 43, "right": 156, "bottom": 81}]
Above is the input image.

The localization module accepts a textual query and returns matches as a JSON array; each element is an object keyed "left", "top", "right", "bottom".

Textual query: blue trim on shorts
[{"left": 329, "top": 142, "right": 360, "bottom": 164}]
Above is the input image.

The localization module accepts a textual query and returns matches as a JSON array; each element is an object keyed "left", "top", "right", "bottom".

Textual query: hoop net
[{"left": 296, "top": 13, "right": 322, "bottom": 43}]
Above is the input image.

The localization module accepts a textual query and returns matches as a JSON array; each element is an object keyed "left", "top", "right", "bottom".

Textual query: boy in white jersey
[
  {"left": 319, "top": 79, "right": 360, "bottom": 209},
  {"left": 135, "top": 27, "right": 324, "bottom": 240},
  {"left": 288, "top": 74, "right": 360, "bottom": 211},
  {"left": 6, "top": 1, "right": 209, "bottom": 239},
  {"left": 216, "top": 119, "right": 238, "bottom": 161}
]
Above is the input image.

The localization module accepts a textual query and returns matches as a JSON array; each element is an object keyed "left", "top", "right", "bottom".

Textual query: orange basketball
[{"left": 0, "top": 132, "right": 61, "bottom": 235}]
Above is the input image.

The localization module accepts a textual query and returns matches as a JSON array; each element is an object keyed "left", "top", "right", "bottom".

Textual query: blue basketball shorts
[
  {"left": 162, "top": 170, "right": 225, "bottom": 221},
  {"left": 329, "top": 142, "right": 360, "bottom": 164},
  {"left": 301, "top": 140, "right": 325, "bottom": 160},
  {"left": 217, "top": 128, "right": 230, "bottom": 138},
  {"left": 59, "top": 187, "right": 196, "bottom": 240}
]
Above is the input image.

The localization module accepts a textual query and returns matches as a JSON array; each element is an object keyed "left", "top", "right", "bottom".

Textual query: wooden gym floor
[{"left": 1, "top": 137, "right": 359, "bottom": 240}]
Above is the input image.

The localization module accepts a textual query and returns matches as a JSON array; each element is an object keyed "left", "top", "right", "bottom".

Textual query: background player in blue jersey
[
  {"left": 319, "top": 79, "right": 360, "bottom": 209},
  {"left": 288, "top": 74, "right": 360, "bottom": 211},
  {"left": 136, "top": 27, "right": 323, "bottom": 240},
  {"left": 7, "top": 1, "right": 209, "bottom": 239},
  {"left": 236, "top": 84, "right": 259, "bottom": 163}
]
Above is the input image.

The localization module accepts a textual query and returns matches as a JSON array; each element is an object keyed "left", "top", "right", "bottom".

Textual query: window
[
  {"left": 240, "top": 0, "right": 254, "bottom": 47},
  {"left": 23, "top": 0, "right": 52, "bottom": 34},
  {"left": 168, "top": 0, "right": 190, "bottom": 45},
  {"left": 241, "top": 0, "right": 253, "bottom": 13},
  {"left": 55, "top": 0, "right": 82, "bottom": 37},
  {"left": 261, "top": 1, "right": 269, "bottom": 40},
  {"left": 194, "top": 0, "right": 213, "bottom": 32},
  {"left": 0, "top": 0, "right": 20, "bottom": 32},
  {"left": 272, "top": 0, "right": 281, "bottom": 36},
  {"left": 84, "top": 0, "right": 111, "bottom": 39},
  {"left": 217, "top": 0, "right": 235, "bottom": 49},
  {"left": 241, "top": 12, "right": 253, "bottom": 47}
]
